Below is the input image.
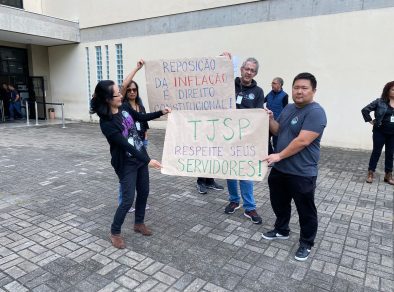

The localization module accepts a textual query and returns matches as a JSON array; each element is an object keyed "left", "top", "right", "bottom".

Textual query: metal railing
[
  {"left": 0, "top": 100, "right": 5, "bottom": 122},
  {"left": 0, "top": 100, "right": 4, "bottom": 122},
  {"left": 1, "top": 100, "right": 66, "bottom": 128},
  {"left": 34, "top": 102, "right": 66, "bottom": 128}
]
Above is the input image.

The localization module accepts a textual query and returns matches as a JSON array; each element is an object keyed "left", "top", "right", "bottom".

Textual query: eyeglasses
[
  {"left": 242, "top": 67, "right": 257, "bottom": 74},
  {"left": 127, "top": 88, "right": 137, "bottom": 93}
]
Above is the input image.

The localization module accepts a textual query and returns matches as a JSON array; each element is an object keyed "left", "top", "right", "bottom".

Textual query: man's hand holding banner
[{"left": 161, "top": 109, "right": 268, "bottom": 181}]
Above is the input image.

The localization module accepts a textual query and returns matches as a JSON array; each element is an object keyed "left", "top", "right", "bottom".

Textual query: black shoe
[
  {"left": 206, "top": 182, "right": 224, "bottom": 191},
  {"left": 244, "top": 210, "right": 262, "bottom": 224},
  {"left": 261, "top": 229, "right": 289, "bottom": 240},
  {"left": 224, "top": 202, "right": 240, "bottom": 214},
  {"left": 294, "top": 246, "right": 311, "bottom": 261},
  {"left": 197, "top": 183, "right": 207, "bottom": 194}
]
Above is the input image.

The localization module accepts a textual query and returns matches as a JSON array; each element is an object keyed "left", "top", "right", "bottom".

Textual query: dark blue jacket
[
  {"left": 264, "top": 89, "right": 288, "bottom": 119},
  {"left": 362, "top": 98, "right": 390, "bottom": 127}
]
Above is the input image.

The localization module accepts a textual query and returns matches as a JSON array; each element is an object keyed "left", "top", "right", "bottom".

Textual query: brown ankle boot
[
  {"left": 384, "top": 172, "right": 394, "bottom": 185},
  {"left": 366, "top": 170, "right": 374, "bottom": 183},
  {"left": 109, "top": 233, "right": 126, "bottom": 249},
  {"left": 134, "top": 224, "right": 152, "bottom": 236}
]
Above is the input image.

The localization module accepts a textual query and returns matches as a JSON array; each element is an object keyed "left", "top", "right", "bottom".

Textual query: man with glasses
[
  {"left": 265, "top": 77, "right": 288, "bottom": 154},
  {"left": 224, "top": 56, "right": 265, "bottom": 224}
]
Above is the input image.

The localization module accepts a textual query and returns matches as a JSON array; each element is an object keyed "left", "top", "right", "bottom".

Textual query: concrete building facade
[{"left": 1, "top": 0, "right": 394, "bottom": 149}]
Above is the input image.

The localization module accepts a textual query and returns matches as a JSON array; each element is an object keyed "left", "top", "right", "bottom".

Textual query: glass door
[{"left": 29, "top": 77, "right": 46, "bottom": 119}]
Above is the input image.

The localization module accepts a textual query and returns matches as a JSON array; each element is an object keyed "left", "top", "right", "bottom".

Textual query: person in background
[
  {"left": 8, "top": 84, "right": 22, "bottom": 120},
  {"left": 0, "top": 83, "right": 10, "bottom": 120},
  {"left": 196, "top": 177, "right": 224, "bottom": 195},
  {"left": 264, "top": 77, "right": 288, "bottom": 154},
  {"left": 362, "top": 81, "right": 394, "bottom": 185},
  {"left": 119, "top": 61, "right": 151, "bottom": 212}
]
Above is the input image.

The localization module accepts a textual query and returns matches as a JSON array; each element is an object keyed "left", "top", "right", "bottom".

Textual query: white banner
[
  {"left": 145, "top": 57, "right": 235, "bottom": 113},
  {"left": 161, "top": 109, "right": 269, "bottom": 181}
]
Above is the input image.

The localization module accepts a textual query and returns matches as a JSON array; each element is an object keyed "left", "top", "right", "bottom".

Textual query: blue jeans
[
  {"left": 112, "top": 159, "right": 150, "bottom": 234},
  {"left": 118, "top": 141, "right": 148, "bottom": 205},
  {"left": 227, "top": 179, "right": 256, "bottom": 211},
  {"left": 9, "top": 102, "right": 22, "bottom": 119}
]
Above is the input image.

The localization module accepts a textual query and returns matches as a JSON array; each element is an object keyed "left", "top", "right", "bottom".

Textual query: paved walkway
[{"left": 0, "top": 123, "right": 392, "bottom": 292}]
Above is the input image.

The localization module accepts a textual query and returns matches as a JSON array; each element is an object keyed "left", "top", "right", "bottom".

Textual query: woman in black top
[
  {"left": 118, "top": 62, "right": 150, "bottom": 213},
  {"left": 362, "top": 81, "right": 394, "bottom": 185},
  {"left": 123, "top": 81, "right": 149, "bottom": 147},
  {"left": 90, "top": 79, "right": 170, "bottom": 249}
]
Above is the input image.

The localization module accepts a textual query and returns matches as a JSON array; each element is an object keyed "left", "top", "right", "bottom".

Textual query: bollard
[
  {"left": 35, "top": 102, "right": 39, "bottom": 125},
  {"left": 26, "top": 101, "right": 30, "bottom": 126},
  {"left": 61, "top": 103, "right": 66, "bottom": 129},
  {"left": 0, "top": 100, "right": 4, "bottom": 122}
]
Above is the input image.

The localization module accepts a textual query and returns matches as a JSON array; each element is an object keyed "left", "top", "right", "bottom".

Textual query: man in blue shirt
[
  {"left": 264, "top": 77, "right": 288, "bottom": 154},
  {"left": 262, "top": 72, "right": 327, "bottom": 261}
]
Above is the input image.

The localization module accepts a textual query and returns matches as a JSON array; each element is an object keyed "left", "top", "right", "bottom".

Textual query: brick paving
[{"left": 0, "top": 123, "right": 393, "bottom": 292}]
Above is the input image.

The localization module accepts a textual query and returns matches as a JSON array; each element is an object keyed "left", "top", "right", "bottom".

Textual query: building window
[
  {"left": 105, "top": 45, "right": 109, "bottom": 80},
  {"left": 0, "top": 0, "right": 23, "bottom": 9},
  {"left": 85, "top": 47, "right": 92, "bottom": 106},
  {"left": 115, "top": 44, "right": 123, "bottom": 86},
  {"left": 95, "top": 46, "right": 103, "bottom": 82}
]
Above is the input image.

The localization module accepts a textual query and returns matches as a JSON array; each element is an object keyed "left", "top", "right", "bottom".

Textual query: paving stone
[
  {"left": 153, "top": 271, "right": 177, "bottom": 285},
  {"left": 124, "top": 269, "right": 149, "bottom": 282},
  {"left": 133, "top": 279, "right": 159, "bottom": 292},
  {"left": 3, "top": 281, "right": 28, "bottom": 292},
  {"left": 115, "top": 275, "right": 140, "bottom": 290},
  {"left": 1, "top": 124, "right": 393, "bottom": 292},
  {"left": 4, "top": 266, "right": 26, "bottom": 279},
  {"left": 172, "top": 274, "right": 195, "bottom": 290},
  {"left": 31, "top": 284, "right": 55, "bottom": 292},
  {"left": 184, "top": 278, "right": 206, "bottom": 292}
]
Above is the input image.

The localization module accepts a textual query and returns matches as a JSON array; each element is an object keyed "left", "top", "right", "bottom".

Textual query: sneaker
[
  {"left": 261, "top": 229, "right": 289, "bottom": 240},
  {"left": 224, "top": 202, "right": 240, "bottom": 214},
  {"left": 128, "top": 205, "right": 150, "bottom": 213},
  {"left": 206, "top": 182, "right": 224, "bottom": 191},
  {"left": 244, "top": 210, "right": 262, "bottom": 224},
  {"left": 294, "top": 246, "right": 311, "bottom": 261},
  {"left": 197, "top": 183, "right": 207, "bottom": 194}
]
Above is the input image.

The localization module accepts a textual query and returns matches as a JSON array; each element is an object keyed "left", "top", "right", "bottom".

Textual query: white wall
[
  {"left": 40, "top": 0, "right": 257, "bottom": 28},
  {"left": 48, "top": 7, "right": 394, "bottom": 149},
  {"left": 23, "top": 0, "right": 42, "bottom": 14},
  {"left": 48, "top": 44, "right": 88, "bottom": 120},
  {"left": 27, "top": 45, "right": 51, "bottom": 101}
]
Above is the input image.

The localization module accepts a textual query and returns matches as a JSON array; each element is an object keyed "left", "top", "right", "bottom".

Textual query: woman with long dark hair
[
  {"left": 362, "top": 81, "right": 394, "bottom": 185},
  {"left": 118, "top": 62, "right": 150, "bottom": 213},
  {"left": 90, "top": 76, "right": 170, "bottom": 249},
  {"left": 123, "top": 81, "right": 149, "bottom": 146}
]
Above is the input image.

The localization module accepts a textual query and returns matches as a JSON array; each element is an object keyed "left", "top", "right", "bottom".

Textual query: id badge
[
  {"left": 135, "top": 122, "right": 141, "bottom": 131},
  {"left": 236, "top": 95, "right": 243, "bottom": 104},
  {"left": 391, "top": 116, "right": 394, "bottom": 123}
]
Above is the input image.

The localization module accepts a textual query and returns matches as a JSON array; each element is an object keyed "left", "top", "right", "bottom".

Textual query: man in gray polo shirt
[{"left": 262, "top": 72, "right": 327, "bottom": 261}]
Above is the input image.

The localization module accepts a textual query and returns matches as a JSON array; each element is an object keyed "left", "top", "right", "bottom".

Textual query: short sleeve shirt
[{"left": 274, "top": 102, "right": 327, "bottom": 177}]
